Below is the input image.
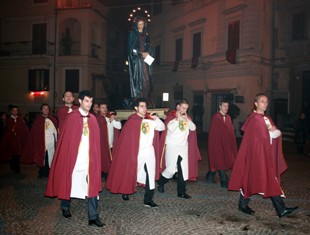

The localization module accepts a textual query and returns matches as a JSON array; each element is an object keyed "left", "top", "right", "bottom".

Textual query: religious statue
[{"left": 128, "top": 16, "right": 153, "bottom": 99}]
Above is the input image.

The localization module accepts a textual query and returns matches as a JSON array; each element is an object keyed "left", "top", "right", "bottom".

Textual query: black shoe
[
  {"left": 62, "top": 209, "right": 72, "bottom": 218},
  {"left": 144, "top": 200, "right": 159, "bottom": 208},
  {"left": 122, "top": 194, "right": 129, "bottom": 201},
  {"left": 278, "top": 206, "right": 298, "bottom": 218},
  {"left": 158, "top": 185, "right": 164, "bottom": 193},
  {"left": 238, "top": 206, "right": 255, "bottom": 215},
  {"left": 88, "top": 218, "right": 106, "bottom": 227},
  {"left": 220, "top": 181, "right": 228, "bottom": 189},
  {"left": 177, "top": 193, "right": 192, "bottom": 199}
]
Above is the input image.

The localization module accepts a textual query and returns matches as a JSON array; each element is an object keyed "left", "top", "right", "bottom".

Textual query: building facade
[
  {"left": 148, "top": 0, "right": 310, "bottom": 134},
  {"left": 0, "top": 0, "right": 107, "bottom": 115}
]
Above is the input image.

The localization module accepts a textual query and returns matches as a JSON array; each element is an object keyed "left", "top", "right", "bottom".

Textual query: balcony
[
  {"left": 59, "top": 41, "right": 81, "bottom": 56},
  {"left": 57, "top": 0, "right": 91, "bottom": 9},
  {"left": 0, "top": 41, "right": 54, "bottom": 57}
]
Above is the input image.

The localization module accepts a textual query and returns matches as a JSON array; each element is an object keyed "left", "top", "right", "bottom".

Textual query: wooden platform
[{"left": 115, "top": 108, "right": 169, "bottom": 120}]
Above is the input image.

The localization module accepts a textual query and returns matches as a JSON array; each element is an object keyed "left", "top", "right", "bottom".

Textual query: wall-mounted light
[
  {"left": 163, "top": 93, "right": 169, "bottom": 102},
  {"left": 31, "top": 91, "right": 46, "bottom": 96}
]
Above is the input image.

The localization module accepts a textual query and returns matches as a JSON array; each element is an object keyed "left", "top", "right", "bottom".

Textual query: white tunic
[
  {"left": 162, "top": 118, "right": 196, "bottom": 180},
  {"left": 137, "top": 118, "right": 165, "bottom": 190},
  {"left": 105, "top": 117, "right": 122, "bottom": 148},
  {"left": 44, "top": 118, "right": 57, "bottom": 167},
  {"left": 70, "top": 109, "right": 90, "bottom": 199}
]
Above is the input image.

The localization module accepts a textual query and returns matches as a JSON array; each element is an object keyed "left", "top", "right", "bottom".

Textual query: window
[
  {"left": 192, "top": 32, "right": 201, "bottom": 57},
  {"left": 32, "top": 23, "right": 47, "bottom": 54},
  {"left": 155, "top": 45, "right": 161, "bottom": 65},
  {"left": 28, "top": 69, "right": 49, "bottom": 91},
  {"left": 65, "top": 69, "right": 79, "bottom": 93},
  {"left": 227, "top": 21, "right": 240, "bottom": 50},
  {"left": 174, "top": 85, "right": 183, "bottom": 100},
  {"left": 171, "top": 0, "right": 183, "bottom": 6},
  {"left": 292, "top": 13, "right": 306, "bottom": 40},
  {"left": 175, "top": 38, "right": 183, "bottom": 61},
  {"left": 33, "top": 0, "right": 48, "bottom": 3},
  {"left": 153, "top": 0, "right": 163, "bottom": 16}
]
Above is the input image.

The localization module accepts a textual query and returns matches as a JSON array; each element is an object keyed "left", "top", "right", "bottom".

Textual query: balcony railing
[
  {"left": 57, "top": 0, "right": 91, "bottom": 9},
  {"left": 59, "top": 41, "right": 81, "bottom": 56},
  {"left": 0, "top": 41, "right": 54, "bottom": 57}
]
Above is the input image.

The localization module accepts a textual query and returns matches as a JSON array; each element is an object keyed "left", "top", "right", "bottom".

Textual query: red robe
[
  {"left": 228, "top": 112, "right": 287, "bottom": 198},
  {"left": 158, "top": 110, "right": 201, "bottom": 181},
  {"left": 0, "top": 116, "right": 29, "bottom": 161},
  {"left": 56, "top": 105, "right": 78, "bottom": 133},
  {"left": 208, "top": 112, "right": 237, "bottom": 171},
  {"left": 45, "top": 109, "right": 102, "bottom": 200},
  {"left": 21, "top": 115, "right": 58, "bottom": 167},
  {"left": 96, "top": 115, "right": 112, "bottom": 173},
  {"left": 105, "top": 113, "right": 160, "bottom": 195}
]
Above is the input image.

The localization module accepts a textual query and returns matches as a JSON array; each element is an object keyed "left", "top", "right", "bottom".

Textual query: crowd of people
[{"left": 0, "top": 91, "right": 303, "bottom": 227}]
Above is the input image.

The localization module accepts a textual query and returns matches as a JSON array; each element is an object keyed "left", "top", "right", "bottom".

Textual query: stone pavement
[{"left": 0, "top": 139, "right": 309, "bottom": 235}]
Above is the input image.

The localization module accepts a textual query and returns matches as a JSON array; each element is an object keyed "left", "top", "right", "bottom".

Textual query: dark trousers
[
  {"left": 9, "top": 155, "right": 20, "bottom": 173},
  {"left": 38, "top": 151, "right": 49, "bottom": 177},
  {"left": 158, "top": 155, "right": 186, "bottom": 194},
  {"left": 144, "top": 164, "right": 154, "bottom": 203},
  {"left": 61, "top": 197, "right": 99, "bottom": 220},
  {"left": 239, "top": 193, "right": 287, "bottom": 216}
]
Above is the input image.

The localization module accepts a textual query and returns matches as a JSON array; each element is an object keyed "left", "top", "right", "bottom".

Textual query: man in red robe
[
  {"left": 21, "top": 104, "right": 58, "bottom": 178},
  {"left": 56, "top": 91, "right": 78, "bottom": 133},
  {"left": 45, "top": 90, "right": 104, "bottom": 227},
  {"left": 0, "top": 106, "right": 29, "bottom": 173},
  {"left": 105, "top": 98, "right": 164, "bottom": 207},
  {"left": 228, "top": 93, "right": 298, "bottom": 218},
  {"left": 206, "top": 100, "right": 237, "bottom": 188},
  {"left": 157, "top": 99, "right": 201, "bottom": 199}
]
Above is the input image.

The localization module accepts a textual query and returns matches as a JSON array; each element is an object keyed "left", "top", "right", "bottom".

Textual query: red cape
[
  {"left": 0, "top": 116, "right": 29, "bottom": 161},
  {"left": 228, "top": 112, "right": 287, "bottom": 198},
  {"left": 45, "top": 109, "right": 102, "bottom": 200},
  {"left": 96, "top": 115, "right": 112, "bottom": 173},
  {"left": 21, "top": 115, "right": 58, "bottom": 166},
  {"left": 105, "top": 113, "right": 160, "bottom": 195},
  {"left": 158, "top": 110, "right": 201, "bottom": 181},
  {"left": 56, "top": 105, "right": 78, "bottom": 133},
  {"left": 208, "top": 112, "right": 237, "bottom": 171}
]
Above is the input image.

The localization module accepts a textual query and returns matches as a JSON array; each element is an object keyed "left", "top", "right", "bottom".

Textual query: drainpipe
[
  {"left": 53, "top": 1, "right": 58, "bottom": 114},
  {"left": 270, "top": 0, "right": 276, "bottom": 118}
]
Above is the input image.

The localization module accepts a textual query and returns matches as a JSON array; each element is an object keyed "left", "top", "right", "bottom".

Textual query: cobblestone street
[{"left": 0, "top": 139, "right": 309, "bottom": 235}]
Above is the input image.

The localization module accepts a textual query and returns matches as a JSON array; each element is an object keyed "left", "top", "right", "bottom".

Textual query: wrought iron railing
[{"left": 0, "top": 41, "right": 54, "bottom": 57}]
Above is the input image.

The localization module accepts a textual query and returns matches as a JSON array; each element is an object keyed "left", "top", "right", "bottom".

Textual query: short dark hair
[
  {"left": 175, "top": 98, "right": 189, "bottom": 108},
  {"left": 62, "top": 90, "right": 74, "bottom": 98},
  {"left": 78, "top": 90, "right": 93, "bottom": 100},
  {"left": 254, "top": 93, "right": 267, "bottom": 102},
  {"left": 133, "top": 98, "right": 147, "bottom": 110},
  {"left": 219, "top": 99, "right": 229, "bottom": 106},
  {"left": 40, "top": 103, "right": 50, "bottom": 110},
  {"left": 9, "top": 105, "right": 18, "bottom": 111}
]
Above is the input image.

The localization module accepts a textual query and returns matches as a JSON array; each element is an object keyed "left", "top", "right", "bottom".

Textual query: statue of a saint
[{"left": 128, "top": 17, "right": 153, "bottom": 99}]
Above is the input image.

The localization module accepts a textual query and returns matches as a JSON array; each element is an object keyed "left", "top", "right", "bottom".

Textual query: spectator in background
[
  {"left": 22, "top": 104, "right": 58, "bottom": 178},
  {"left": 0, "top": 112, "right": 7, "bottom": 138},
  {"left": 0, "top": 106, "right": 29, "bottom": 173}
]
